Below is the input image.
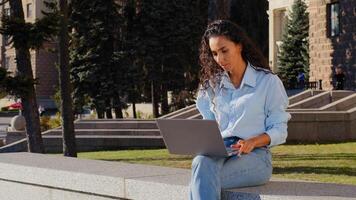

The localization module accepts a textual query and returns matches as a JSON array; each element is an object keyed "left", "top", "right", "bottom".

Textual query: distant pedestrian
[
  {"left": 38, "top": 105, "right": 45, "bottom": 116},
  {"left": 297, "top": 71, "right": 305, "bottom": 89},
  {"left": 334, "top": 66, "right": 345, "bottom": 90}
]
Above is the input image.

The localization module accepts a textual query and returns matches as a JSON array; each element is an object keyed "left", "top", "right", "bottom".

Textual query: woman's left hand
[{"left": 230, "top": 139, "right": 256, "bottom": 155}]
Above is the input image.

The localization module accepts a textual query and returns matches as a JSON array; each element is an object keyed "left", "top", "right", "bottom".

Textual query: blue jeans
[{"left": 189, "top": 148, "right": 272, "bottom": 200}]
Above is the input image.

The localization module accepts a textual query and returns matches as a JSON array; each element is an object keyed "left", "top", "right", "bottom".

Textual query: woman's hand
[
  {"left": 230, "top": 139, "right": 256, "bottom": 155},
  {"left": 230, "top": 133, "right": 271, "bottom": 155}
]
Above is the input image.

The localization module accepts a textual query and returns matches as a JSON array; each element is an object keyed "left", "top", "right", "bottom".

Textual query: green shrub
[
  {"left": 40, "top": 113, "right": 61, "bottom": 132},
  {"left": 49, "top": 113, "right": 62, "bottom": 129},
  {"left": 40, "top": 116, "right": 51, "bottom": 132},
  {"left": 1, "top": 107, "right": 9, "bottom": 111},
  {"left": 136, "top": 111, "right": 154, "bottom": 119}
]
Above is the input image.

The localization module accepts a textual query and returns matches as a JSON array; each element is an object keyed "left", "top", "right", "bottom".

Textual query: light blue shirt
[{"left": 196, "top": 63, "right": 291, "bottom": 147}]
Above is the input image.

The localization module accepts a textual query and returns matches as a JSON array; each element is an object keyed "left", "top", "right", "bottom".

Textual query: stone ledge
[{"left": 0, "top": 153, "right": 355, "bottom": 200}]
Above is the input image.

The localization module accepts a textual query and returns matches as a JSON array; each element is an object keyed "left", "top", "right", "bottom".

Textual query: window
[
  {"left": 4, "top": 35, "right": 10, "bottom": 46},
  {"left": 4, "top": 57, "right": 10, "bottom": 70},
  {"left": 4, "top": 8, "right": 10, "bottom": 16},
  {"left": 328, "top": 2, "right": 340, "bottom": 37},
  {"left": 26, "top": 3, "right": 33, "bottom": 18}
]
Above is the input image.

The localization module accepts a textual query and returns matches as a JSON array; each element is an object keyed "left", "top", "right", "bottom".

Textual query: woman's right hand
[{"left": 231, "top": 139, "right": 255, "bottom": 155}]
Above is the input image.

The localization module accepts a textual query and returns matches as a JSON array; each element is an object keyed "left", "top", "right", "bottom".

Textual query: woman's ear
[{"left": 235, "top": 43, "right": 243, "bottom": 52}]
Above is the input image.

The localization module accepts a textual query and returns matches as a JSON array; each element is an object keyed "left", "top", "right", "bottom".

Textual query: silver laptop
[{"left": 156, "top": 119, "right": 237, "bottom": 157}]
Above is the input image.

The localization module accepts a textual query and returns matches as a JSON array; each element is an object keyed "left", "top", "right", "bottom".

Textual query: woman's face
[{"left": 208, "top": 35, "right": 242, "bottom": 73}]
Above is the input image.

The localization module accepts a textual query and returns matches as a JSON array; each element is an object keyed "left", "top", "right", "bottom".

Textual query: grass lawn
[{"left": 77, "top": 142, "right": 356, "bottom": 185}]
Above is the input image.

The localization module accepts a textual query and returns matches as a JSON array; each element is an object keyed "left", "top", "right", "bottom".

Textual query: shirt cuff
[{"left": 265, "top": 123, "right": 288, "bottom": 147}]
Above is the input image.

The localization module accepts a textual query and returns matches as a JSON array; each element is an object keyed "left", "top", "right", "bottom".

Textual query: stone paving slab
[
  {"left": 0, "top": 153, "right": 187, "bottom": 198},
  {"left": 1, "top": 153, "right": 355, "bottom": 200},
  {"left": 228, "top": 178, "right": 356, "bottom": 200}
]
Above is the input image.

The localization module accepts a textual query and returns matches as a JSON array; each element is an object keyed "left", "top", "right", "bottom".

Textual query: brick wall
[
  {"left": 34, "top": 42, "right": 58, "bottom": 98},
  {"left": 309, "top": 0, "right": 356, "bottom": 90},
  {"left": 309, "top": 0, "right": 334, "bottom": 90},
  {"left": 5, "top": 48, "right": 36, "bottom": 77},
  {"left": 3, "top": 43, "right": 58, "bottom": 99}
]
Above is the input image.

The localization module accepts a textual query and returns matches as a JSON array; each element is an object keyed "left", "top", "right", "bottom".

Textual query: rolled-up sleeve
[
  {"left": 196, "top": 88, "right": 215, "bottom": 120},
  {"left": 265, "top": 75, "right": 291, "bottom": 147}
]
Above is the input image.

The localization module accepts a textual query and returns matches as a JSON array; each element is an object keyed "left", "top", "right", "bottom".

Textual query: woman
[{"left": 190, "top": 20, "right": 291, "bottom": 200}]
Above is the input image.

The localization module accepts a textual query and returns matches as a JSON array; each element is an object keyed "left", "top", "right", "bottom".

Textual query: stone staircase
[
  {"left": 43, "top": 120, "right": 163, "bottom": 153},
  {"left": 1, "top": 89, "right": 355, "bottom": 153},
  {"left": 1, "top": 120, "right": 164, "bottom": 153}
]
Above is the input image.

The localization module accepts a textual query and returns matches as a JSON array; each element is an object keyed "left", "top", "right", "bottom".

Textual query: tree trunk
[
  {"left": 9, "top": 0, "right": 44, "bottom": 153},
  {"left": 105, "top": 99, "right": 113, "bottom": 119},
  {"left": 59, "top": 0, "right": 77, "bottom": 157},
  {"left": 132, "top": 101, "right": 137, "bottom": 118},
  {"left": 113, "top": 96, "right": 123, "bottom": 118},
  {"left": 1, "top": 3, "right": 5, "bottom": 68},
  {"left": 160, "top": 83, "right": 169, "bottom": 115},
  {"left": 151, "top": 80, "right": 159, "bottom": 118},
  {"left": 97, "top": 107, "right": 105, "bottom": 118},
  {"left": 114, "top": 106, "right": 123, "bottom": 118},
  {"left": 95, "top": 100, "right": 105, "bottom": 119}
]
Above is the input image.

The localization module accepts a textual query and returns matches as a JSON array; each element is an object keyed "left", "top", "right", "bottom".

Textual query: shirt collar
[{"left": 219, "top": 62, "right": 257, "bottom": 89}]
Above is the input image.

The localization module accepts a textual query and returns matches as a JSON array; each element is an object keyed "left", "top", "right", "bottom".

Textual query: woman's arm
[
  {"left": 231, "top": 75, "right": 290, "bottom": 154},
  {"left": 196, "top": 87, "right": 216, "bottom": 120}
]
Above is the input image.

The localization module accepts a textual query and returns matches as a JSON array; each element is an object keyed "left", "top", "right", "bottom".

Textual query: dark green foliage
[
  {"left": 135, "top": 0, "right": 208, "bottom": 114},
  {"left": 70, "top": 0, "right": 208, "bottom": 117},
  {"left": 0, "top": 68, "right": 36, "bottom": 97},
  {"left": 230, "top": 0, "right": 269, "bottom": 57},
  {"left": 70, "top": 0, "right": 123, "bottom": 118},
  {"left": 277, "top": 0, "right": 309, "bottom": 89}
]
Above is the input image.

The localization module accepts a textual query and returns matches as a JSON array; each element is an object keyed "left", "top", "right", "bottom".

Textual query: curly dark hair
[{"left": 199, "top": 20, "right": 270, "bottom": 88}]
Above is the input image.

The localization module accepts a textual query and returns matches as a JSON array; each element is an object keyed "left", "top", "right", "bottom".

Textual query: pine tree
[
  {"left": 118, "top": 0, "right": 144, "bottom": 119},
  {"left": 167, "top": 0, "right": 208, "bottom": 111},
  {"left": 135, "top": 0, "right": 208, "bottom": 116},
  {"left": 0, "top": 0, "right": 59, "bottom": 153},
  {"left": 277, "top": 0, "right": 309, "bottom": 89},
  {"left": 134, "top": 0, "right": 166, "bottom": 117},
  {"left": 70, "top": 0, "right": 123, "bottom": 119},
  {"left": 230, "top": 0, "right": 269, "bottom": 57}
]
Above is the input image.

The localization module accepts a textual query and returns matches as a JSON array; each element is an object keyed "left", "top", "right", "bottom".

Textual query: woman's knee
[{"left": 191, "top": 155, "right": 217, "bottom": 170}]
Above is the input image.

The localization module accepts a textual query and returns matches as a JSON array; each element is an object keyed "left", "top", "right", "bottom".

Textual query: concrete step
[
  {"left": 288, "top": 90, "right": 326, "bottom": 105},
  {"left": 159, "top": 104, "right": 196, "bottom": 119},
  {"left": 187, "top": 113, "right": 202, "bottom": 119},
  {"left": 1, "top": 134, "right": 165, "bottom": 153},
  {"left": 76, "top": 119, "right": 154, "bottom": 122},
  {"left": 166, "top": 107, "right": 199, "bottom": 119},
  {"left": 320, "top": 93, "right": 356, "bottom": 111},
  {"left": 45, "top": 129, "right": 160, "bottom": 136},
  {"left": 74, "top": 121, "right": 158, "bottom": 129},
  {"left": 289, "top": 91, "right": 331, "bottom": 109},
  {"left": 42, "top": 135, "right": 164, "bottom": 153}
]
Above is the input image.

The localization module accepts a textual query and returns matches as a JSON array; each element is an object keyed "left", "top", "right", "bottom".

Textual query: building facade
[
  {"left": 0, "top": 0, "right": 58, "bottom": 108},
  {"left": 268, "top": 0, "right": 355, "bottom": 90}
]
